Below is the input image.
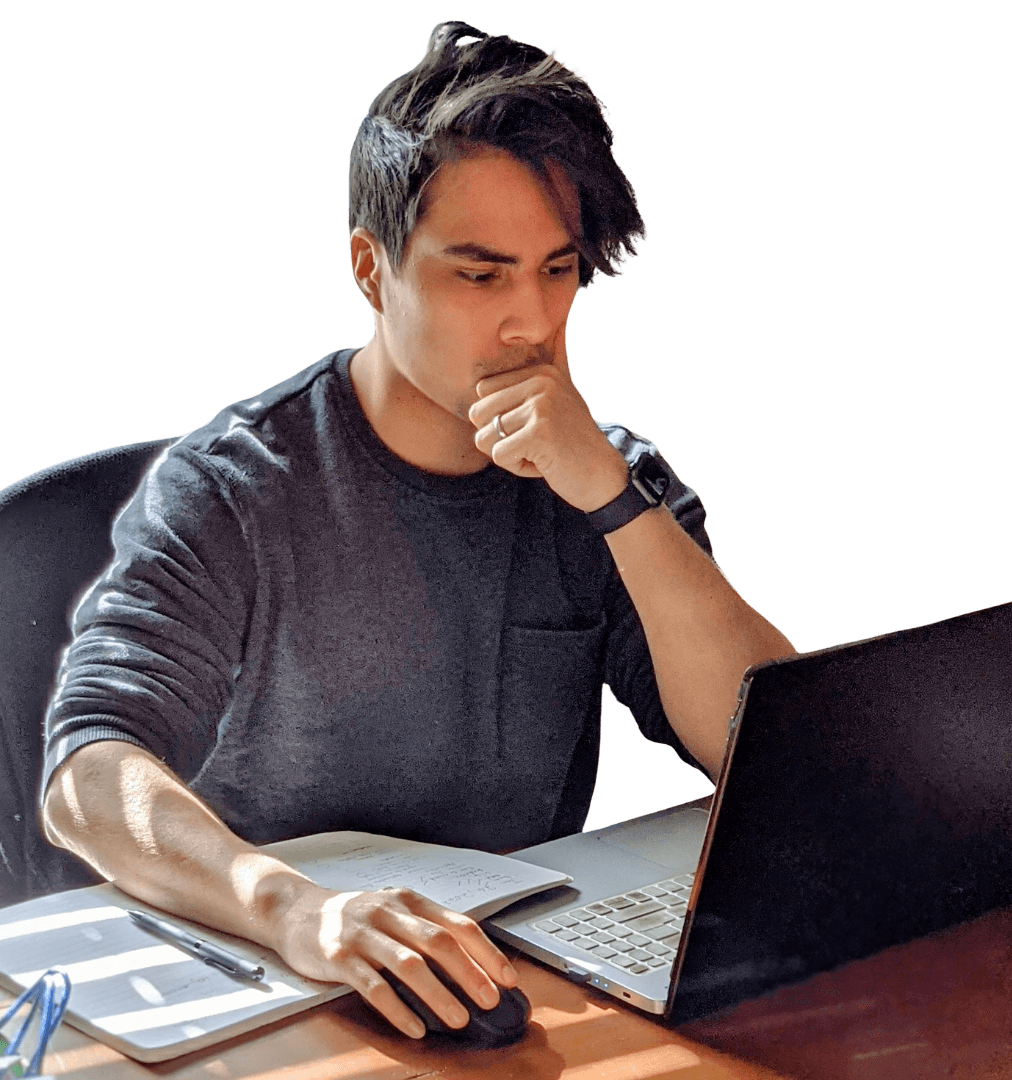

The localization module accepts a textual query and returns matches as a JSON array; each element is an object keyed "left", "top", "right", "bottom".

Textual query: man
[{"left": 42, "top": 23, "right": 792, "bottom": 1039}]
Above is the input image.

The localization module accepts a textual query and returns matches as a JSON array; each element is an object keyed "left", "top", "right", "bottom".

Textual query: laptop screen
[{"left": 668, "top": 601, "right": 1012, "bottom": 1024}]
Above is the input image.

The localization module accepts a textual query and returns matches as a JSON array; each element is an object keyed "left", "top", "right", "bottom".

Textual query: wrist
[
  {"left": 568, "top": 446, "right": 630, "bottom": 513},
  {"left": 585, "top": 447, "right": 672, "bottom": 535},
  {"left": 247, "top": 859, "right": 320, "bottom": 953}
]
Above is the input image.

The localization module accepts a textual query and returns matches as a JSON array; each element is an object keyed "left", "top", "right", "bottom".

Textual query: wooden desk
[
  {"left": 30, "top": 910, "right": 1012, "bottom": 1078},
  {"left": 31, "top": 956, "right": 770, "bottom": 1080},
  {"left": 681, "top": 907, "right": 1012, "bottom": 1080}
]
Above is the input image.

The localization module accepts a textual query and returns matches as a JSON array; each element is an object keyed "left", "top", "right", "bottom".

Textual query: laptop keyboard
[{"left": 531, "top": 873, "right": 695, "bottom": 977}]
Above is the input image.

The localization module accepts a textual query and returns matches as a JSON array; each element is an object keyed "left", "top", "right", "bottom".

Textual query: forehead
[{"left": 409, "top": 148, "right": 579, "bottom": 256}]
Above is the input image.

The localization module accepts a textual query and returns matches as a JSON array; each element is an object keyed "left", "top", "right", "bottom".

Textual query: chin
[{"left": 449, "top": 396, "right": 477, "bottom": 423}]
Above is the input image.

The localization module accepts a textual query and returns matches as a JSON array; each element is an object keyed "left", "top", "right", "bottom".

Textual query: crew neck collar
[{"left": 330, "top": 349, "right": 510, "bottom": 500}]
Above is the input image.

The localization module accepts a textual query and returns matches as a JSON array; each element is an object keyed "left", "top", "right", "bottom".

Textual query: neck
[{"left": 349, "top": 338, "right": 488, "bottom": 476}]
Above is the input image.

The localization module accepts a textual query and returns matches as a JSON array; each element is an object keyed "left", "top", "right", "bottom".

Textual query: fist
[{"left": 468, "top": 334, "right": 627, "bottom": 512}]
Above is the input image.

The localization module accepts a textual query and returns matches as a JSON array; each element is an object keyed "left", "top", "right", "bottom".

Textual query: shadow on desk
[
  {"left": 36, "top": 954, "right": 711, "bottom": 1080},
  {"left": 681, "top": 906, "right": 1012, "bottom": 1079},
  {"left": 30, "top": 911, "right": 1012, "bottom": 1078},
  {"left": 277, "top": 992, "right": 569, "bottom": 1080}
]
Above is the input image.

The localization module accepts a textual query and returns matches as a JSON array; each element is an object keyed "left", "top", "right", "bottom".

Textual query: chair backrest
[{"left": 0, "top": 439, "right": 174, "bottom": 907}]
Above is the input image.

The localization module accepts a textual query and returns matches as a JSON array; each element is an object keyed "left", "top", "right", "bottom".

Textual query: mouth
[{"left": 477, "top": 347, "right": 552, "bottom": 380}]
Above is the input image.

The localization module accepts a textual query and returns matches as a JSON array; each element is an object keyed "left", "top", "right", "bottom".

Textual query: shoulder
[
  {"left": 187, "top": 351, "right": 346, "bottom": 462},
  {"left": 596, "top": 422, "right": 658, "bottom": 461},
  {"left": 151, "top": 350, "right": 351, "bottom": 496},
  {"left": 108, "top": 351, "right": 353, "bottom": 542}
]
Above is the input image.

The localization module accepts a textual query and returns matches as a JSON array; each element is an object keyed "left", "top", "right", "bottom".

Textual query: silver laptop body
[
  {"left": 488, "top": 600, "right": 1012, "bottom": 1023},
  {"left": 486, "top": 800, "right": 709, "bottom": 1013}
]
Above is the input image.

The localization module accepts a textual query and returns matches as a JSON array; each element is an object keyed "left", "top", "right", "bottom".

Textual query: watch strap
[{"left": 585, "top": 456, "right": 669, "bottom": 533}]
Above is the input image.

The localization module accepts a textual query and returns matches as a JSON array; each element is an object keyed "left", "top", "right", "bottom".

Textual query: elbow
[{"left": 41, "top": 762, "right": 86, "bottom": 853}]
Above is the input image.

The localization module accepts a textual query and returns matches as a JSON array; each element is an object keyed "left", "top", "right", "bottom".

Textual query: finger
[
  {"left": 475, "top": 423, "right": 540, "bottom": 475},
  {"left": 474, "top": 363, "right": 555, "bottom": 403},
  {"left": 345, "top": 922, "right": 473, "bottom": 1031},
  {"left": 393, "top": 890, "right": 520, "bottom": 988},
  {"left": 475, "top": 418, "right": 542, "bottom": 473},
  {"left": 426, "top": 906, "right": 521, "bottom": 991},
  {"left": 384, "top": 892, "right": 519, "bottom": 1003},
  {"left": 469, "top": 373, "right": 553, "bottom": 430},
  {"left": 341, "top": 954, "right": 430, "bottom": 1039},
  {"left": 473, "top": 402, "right": 532, "bottom": 460},
  {"left": 384, "top": 947, "right": 475, "bottom": 1029},
  {"left": 490, "top": 430, "right": 544, "bottom": 478},
  {"left": 473, "top": 403, "right": 551, "bottom": 478}
]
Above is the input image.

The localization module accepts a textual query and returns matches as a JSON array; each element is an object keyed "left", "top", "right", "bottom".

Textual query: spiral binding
[{"left": 0, "top": 968, "right": 71, "bottom": 1077}]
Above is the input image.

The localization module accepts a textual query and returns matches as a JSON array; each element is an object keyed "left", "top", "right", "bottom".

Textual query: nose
[{"left": 499, "top": 273, "right": 553, "bottom": 349}]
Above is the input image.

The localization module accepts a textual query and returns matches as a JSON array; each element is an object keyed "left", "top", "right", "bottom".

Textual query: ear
[{"left": 350, "top": 227, "right": 386, "bottom": 314}]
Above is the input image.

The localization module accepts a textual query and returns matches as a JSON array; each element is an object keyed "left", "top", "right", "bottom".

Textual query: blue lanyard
[{"left": 0, "top": 968, "right": 71, "bottom": 1077}]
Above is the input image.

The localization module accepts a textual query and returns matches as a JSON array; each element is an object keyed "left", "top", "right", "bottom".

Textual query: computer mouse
[{"left": 384, "top": 962, "right": 531, "bottom": 1048}]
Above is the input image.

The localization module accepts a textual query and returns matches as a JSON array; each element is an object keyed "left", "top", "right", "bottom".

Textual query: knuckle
[
  {"left": 325, "top": 941, "right": 359, "bottom": 968},
  {"left": 388, "top": 886, "right": 418, "bottom": 906},
  {"left": 359, "top": 974, "right": 393, "bottom": 1006},
  {"left": 452, "top": 913, "right": 483, "bottom": 936},
  {"left": 354, "top": 899, "right": 386, "bottom": 926},
  {"left": 392, "top": 950, "right": 427, "bottom": 978},
  {"left": 420, "top": 924, "right": 456, "bottom": 951}
]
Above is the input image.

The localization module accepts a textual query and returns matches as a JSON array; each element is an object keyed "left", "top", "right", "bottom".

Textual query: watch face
[{"left": 631, "top": 452, "right": 669, "bottom": 505}]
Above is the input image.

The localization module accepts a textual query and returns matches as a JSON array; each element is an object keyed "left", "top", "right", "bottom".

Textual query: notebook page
[
  {"left": 270, "top": 831, "right": 570, "bottom": 919},
  {"left": 0, "top": 886, "right": 344, "bottom": 1062}
]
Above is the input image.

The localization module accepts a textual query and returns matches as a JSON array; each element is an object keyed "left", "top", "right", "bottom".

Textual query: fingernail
[
  {"left": 501, "top": 963, "right": 518, "bottom": 985},
  {"left": 407, "top": 1019, "right": 426, "bottom": 1039},
  {"left": 479, "top": 985, "right": 499, "bottom": 1010},
  {"left": 451, "top": 1005, "right": 470, "bottom": 1028}
]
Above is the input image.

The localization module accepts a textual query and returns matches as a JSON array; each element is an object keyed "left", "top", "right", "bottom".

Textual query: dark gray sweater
[{"left": 44, "top": 350, "right": 712, "bottom": 852}]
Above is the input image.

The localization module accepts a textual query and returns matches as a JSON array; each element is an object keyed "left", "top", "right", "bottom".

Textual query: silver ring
[{"left": 492, "top": 414, "right": 507, "bottom": 440}]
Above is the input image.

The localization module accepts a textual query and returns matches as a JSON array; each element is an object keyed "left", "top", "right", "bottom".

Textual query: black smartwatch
[{"left": 585, "top": 449, "right": 671, "bottom": 535}]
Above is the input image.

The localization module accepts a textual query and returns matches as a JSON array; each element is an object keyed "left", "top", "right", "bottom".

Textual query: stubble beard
[
  {"left": 473, "top": 343, "right": 553, "bottom": 382},
  {"left": 445, "top": 344, "right": 554, "bottom": 423}
]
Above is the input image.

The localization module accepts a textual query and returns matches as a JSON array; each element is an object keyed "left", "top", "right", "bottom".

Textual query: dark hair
[{"left": 349, "top": 21, "right": 644, "bottom": 286}]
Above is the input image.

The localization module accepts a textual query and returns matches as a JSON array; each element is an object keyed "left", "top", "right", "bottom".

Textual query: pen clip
[
  {"left": 202, "top": 956, "right": 240, "bottom": 977},
  {"left": 200, "top": 952, "right": 265, "bottom": 981}
]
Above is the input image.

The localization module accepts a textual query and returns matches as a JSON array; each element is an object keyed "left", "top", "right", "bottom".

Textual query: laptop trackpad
[
  {"left": 591, "top": 806, "right": 709, "bottom": 868},
  {"left": 508, "top": 806, "right": 709, "bottom": 883}
]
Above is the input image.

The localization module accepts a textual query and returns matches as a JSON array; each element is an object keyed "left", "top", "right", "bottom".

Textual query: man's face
[{"left": 375, "top": 148, "right": 582, "bottom": 421}]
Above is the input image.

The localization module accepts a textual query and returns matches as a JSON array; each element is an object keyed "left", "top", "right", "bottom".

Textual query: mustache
[{"left": 476, "top": 345, "right": 552, "bottom": 378}]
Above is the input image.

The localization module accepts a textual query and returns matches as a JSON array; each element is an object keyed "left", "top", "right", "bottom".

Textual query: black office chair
[{"left": 0, "top": 438, "right": 174, "bottom": 907}]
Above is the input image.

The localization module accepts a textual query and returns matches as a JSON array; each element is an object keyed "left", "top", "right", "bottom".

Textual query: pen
[{"left": 127, "top": 910, "right": 265, "bottom": 981}]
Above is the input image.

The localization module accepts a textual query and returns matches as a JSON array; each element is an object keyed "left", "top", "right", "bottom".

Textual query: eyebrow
[{"left": 442, "top": 241, "right": 580, "bottom": 264}]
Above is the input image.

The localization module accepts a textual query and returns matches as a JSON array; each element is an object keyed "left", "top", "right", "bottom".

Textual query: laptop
[{"left": 486, "top": 600, "right": 1012, "bottom": 1025}]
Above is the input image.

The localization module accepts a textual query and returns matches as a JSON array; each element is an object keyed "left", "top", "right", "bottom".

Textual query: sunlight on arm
[{"left": 116, "top": 754, "right": 165, "bottom": 858}]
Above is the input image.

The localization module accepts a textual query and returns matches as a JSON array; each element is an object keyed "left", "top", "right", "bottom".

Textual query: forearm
[
  {"left": 42, "top": 741, "right": 311, "bottom": 952},
  {"left": 605, "top": 506, "right": 795, "bottom": 779},
  {"left": 42, "top": 739, "right": 519, "bottom": 1036}
]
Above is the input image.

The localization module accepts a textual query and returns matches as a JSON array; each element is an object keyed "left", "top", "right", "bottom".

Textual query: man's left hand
[{"left": 468, "top": 332, "right": 628, "bottom": 512}]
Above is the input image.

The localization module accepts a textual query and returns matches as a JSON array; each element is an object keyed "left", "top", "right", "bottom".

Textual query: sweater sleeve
[{"left": 42, "top": 443, "right": 255, "bottom": 795}]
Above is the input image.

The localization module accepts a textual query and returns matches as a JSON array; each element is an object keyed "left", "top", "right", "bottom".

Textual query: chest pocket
[{"left": 491, "top": 618, "right": 607, "bottom": 849}]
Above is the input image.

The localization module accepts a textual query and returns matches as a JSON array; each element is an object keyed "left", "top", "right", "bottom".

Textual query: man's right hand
[
  {"left": 276, "top": 882, "right": 518, "bottom": 1038},
  {"left": 42, "top": 741, "right": 517, "bottom": 1039}
]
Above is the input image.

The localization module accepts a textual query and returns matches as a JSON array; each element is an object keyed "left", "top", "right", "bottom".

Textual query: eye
[
  {"left": 457, "top": 268, "right": 499, "bottom": 284},
  {"left": 544, "top": 262, "right": 576, "bottom": 278}
]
